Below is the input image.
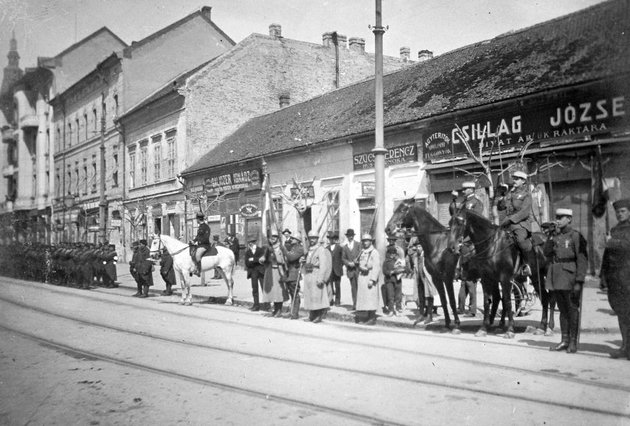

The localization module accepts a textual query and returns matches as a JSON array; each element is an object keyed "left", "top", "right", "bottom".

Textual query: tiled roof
[{"left": 183, "top": 0, "right": 630, "bottom": 175}]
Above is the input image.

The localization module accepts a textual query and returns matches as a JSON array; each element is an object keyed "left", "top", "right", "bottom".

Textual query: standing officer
[
  {"left": 284, "top": 232, "right": 305, "bottom": 319},
  {"left": 245, "top": 236, "right": 266, "bottom": 311},
  {"left": 262, "top": 231, "right": 287, "bottom": 317},
  {"left": 543, "top": 208, "right": 588, "bottom": 353},
  {"left": 135, "top": 239, "right": 154, "bottom": 298},
  {"left": 384, "top": 235, "right": 405, "bottom": 314},
  {"left": 327, "top": 233, "right": 344, "bottom": 307},
  {"left": 341, "top": 229, "right": 361, "bottom": 310},
  {"left": 601, "top": 199, "right": 630, "bottom": 360},
  {"left": 192, "top": 212, "right": 211, "bottom": 276},
  {"left": 498, "top": 170, "right": 534, "bottom": 276}
]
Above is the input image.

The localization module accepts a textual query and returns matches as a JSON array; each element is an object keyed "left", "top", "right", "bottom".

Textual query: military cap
[
  {"left": 512, "top": 170, "right": 528, "bottom": 180},
  {"left": 327, "top": 232, "right": 339, "bottom": 240},
  {"left": 555, "top": 208, "right": 573, "bottom": 217},
  {"left": 282, "top": 228, "right": 292, "bottom": 236},
  {"left": 462, "top": 181, "right": 476, "bottom": 189},
  {"left": 292, "top": 232, "right": 303, "bottom": 241},
  {"left": 613, "top": 199, "right": 630, "bottom": 210},
  {"left": 361, "top": 233, "right": 374, "bottom": 241},
  {"left": 307, "top": 230, "right": 319, "bottom": 239},
  {"left": 196, "top": 212, "right": 205, "bottom": 219},
  {"left": 139, "top": 239, "right": 147, "bottom": 245},
  {"left": 247, "top": 235, "right": 257, "bottom": 243},
  {"left": 345, "top": 228, "right": 355, "bottom": 236}
]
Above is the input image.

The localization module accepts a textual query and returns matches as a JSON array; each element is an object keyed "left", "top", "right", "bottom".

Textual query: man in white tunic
[
  {"left": 302, "top": 230, "right": 332, "bottom": 323},
  {"left": 356, "top": 233, "right": 382, "bottom": 325}
]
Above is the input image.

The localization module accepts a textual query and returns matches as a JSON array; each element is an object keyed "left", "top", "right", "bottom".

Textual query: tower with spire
[{"left": 0, "top": 31, "right": 24, "bottom": 121}]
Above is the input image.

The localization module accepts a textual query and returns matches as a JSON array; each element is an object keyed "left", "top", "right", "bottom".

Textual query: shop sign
[
  {"left": 239, "top": 203, "right": 259, "bottom": 217},
  {"left": 361, "top": 182, "right": 375, "bottom": 197},
  {"left": 353, "top": 143, "right": 418, "bottom": 170},
  {"left": 205, "top": 168, "right": 262, "bottom": 195},
  {"left": 423, "top": 78, "right": 630, "bottom": 161},
  {"left": 206, "top": 214, "right": 221, "bottom": 222}
]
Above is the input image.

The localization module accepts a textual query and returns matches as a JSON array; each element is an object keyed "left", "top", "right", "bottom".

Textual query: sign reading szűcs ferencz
[{"left": 423, "top": 77, "right": 629, "bottom": 161}]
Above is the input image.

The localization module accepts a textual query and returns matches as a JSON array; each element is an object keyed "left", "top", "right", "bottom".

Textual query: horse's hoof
[
  {"left": 451, "top": 328, "right": 462, "bottom": 335},
  {"left": 225, "top": 298, "right": 233, "bottom": 306},
  {"left": 544, "top": 328, "right": 554, "bottom": 337},
  {"left": 504, "top": 331, "right": 515, "bottom": 339},
  {"left": 475, "top": 330, "right": 487, "bottom": 337}
]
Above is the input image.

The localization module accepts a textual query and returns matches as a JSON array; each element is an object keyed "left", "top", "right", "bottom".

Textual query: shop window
[
  {"left": 154, "top": 144, "right": 161, "bottom": 182},
  {"left": 166, "top": 135, "right": 176, "bottom": 178},
  {"left": 129, "top": 151, "right": 136, "bottom": 188},
  {"left": 140, "top": 146, "right": 147, "bottom": 185}
]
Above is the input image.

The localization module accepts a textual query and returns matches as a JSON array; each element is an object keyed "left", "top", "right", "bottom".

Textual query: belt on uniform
[{"left": 553, "top": 257, "right": 576, "bottom": 263}]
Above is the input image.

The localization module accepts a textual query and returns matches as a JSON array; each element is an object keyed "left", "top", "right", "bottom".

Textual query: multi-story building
[
  {"left": 0, "top": 27, "right": 125, "bottom": 243},
  {"left": 50, "top": 6, "right": 234, "bottom": 257}
]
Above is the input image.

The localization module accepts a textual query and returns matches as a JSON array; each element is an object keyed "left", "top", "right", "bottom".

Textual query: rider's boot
[
  {"left": 424, "top": 297, "right": 434, "bottom": 324},
  {"left": 193, "top": 261, "right": 201, "bottom": 277},
  {"left": 567, "top": 309, "right": 579, "bottom": 353},
  {"left": 250, "top": 294, "right": 260, "bottom": 311}
]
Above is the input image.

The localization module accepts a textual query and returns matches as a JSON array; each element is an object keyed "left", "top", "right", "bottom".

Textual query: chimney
[
  {"left": 269, "top": 23, "right": 282, "bottom": 38},
  {"left": 349, "top": 37, "right": 365, "bottom": 53},
  {"left": 418, "top": 49, "right": 433, "bottom": 61},
  {"left": 336, "top": 33, "right": 347, "bottom": 49},
  {"left": 201, "top": 6, "right": 212, "bottom": 20},
  {"left": 400, "top": 46, "right": 410, "bottom": 62},
  {"left": 322, "top": 32, "right": 334, "bottom": 47},
  {"left": 279, "top": 94, "right": 290, "bottom": 108}
]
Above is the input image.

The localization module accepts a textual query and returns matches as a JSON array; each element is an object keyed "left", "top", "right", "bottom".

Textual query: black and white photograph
[{"left": 0, "top": 0, "right": 629, "bottom": 424}]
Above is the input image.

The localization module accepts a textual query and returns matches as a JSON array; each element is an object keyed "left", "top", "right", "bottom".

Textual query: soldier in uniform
[
  {"left": 455, "top": 181, "right": 483, "bottom": 316},
  {"left": 104, "top": 244, "right": 118, "bottom": 288},
  {"left": 355, "top": 233, "right": 382, "bottom": 325},
  {"left": 284, "top": 232, "right": 305, "bottom": 319},
  {"left": 383, "top": 235, "right": 406, "bottom": 315},
  {"left": 341, "top": 229, "right": 361, "bottom": 310},
  {"left": 498, "top": 170, "right": 534, "bottom": 276},
  {"left": 192, "top": 212, "right": 211, "bottom": 276},
  {"left": 129, "top": 241, "right": 142, "bottom": 296},
  {"left": 302, "top": 230, "right": 332, "bottom": 323},
  {"left": 135, "top": 239, "right": 154, "bottom": 297},
  {"left": 543, "top": 208, "right": 588, "bottom": 353},
  {"left": 245, "top": 236, "right": 266, "bottom": 311},
  {"left": 601, "top": 199, "right": 630, "bottom": 360},
  {"left": 262, "top": 231, "right": 287, "bottom": 317}
]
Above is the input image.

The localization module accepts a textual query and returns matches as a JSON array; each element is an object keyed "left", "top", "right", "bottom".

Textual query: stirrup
[{"left": 520, "top": 264, "right": 531, "bottom": 277}]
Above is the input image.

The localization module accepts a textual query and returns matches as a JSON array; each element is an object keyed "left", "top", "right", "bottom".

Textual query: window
[
  {"left": 102, "top": 101, "right": 107, "bottom": 129},
  {"left": 56, "top": 127, "right": 61, "bottom": 152},
  {"left": 93, "top": 109, "right": 98, "bottom": 133},
  {"left": 45, "top": 129, "right": 50, "bottom": 157},
  {"left": 75, "top": 118, "right": 80, "bottom": 144},
  {"left": 83, "top": 165, "right": 88, "bottom": 194},
  {"left": 129, "top": 151, "right": 136, "bottom": 188},
  {"left": 92, "top": 160, "right": 97, "bottom": 193},
  {"left": 154, "top": 144, "right": 161, "bottom": 182},
  {"left": 55, "top": 169, "right": 60, "bottom": 198},
  {"left": 114, "top": 94, "right": 119, "bottom": 118},
  {"left": 32, "top": 172, "right": 37, "bottom": 199},
  {"left": 67, "top": 122, "right": 72, "bottom": 147},
  {"left": 67, "top": 169, "right": 72, "bottom": 194},
  {"left": 84, "top": 113, "right": 88, "bottom": 139},
  {"left": 166, "top": 135, "right": 176, "bottom": 178},
  {"left": 112, "top": 153, "right": 118, "bottom": 187},
  {"left": 140, "top": 146, "right": 147, "bottom": 185},
  {"left": 74, "top": 166, "right": 79, "bottom": 195}
]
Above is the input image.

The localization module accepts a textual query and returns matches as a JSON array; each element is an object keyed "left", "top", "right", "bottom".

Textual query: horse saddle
[{"left": 190, "top": 244, "right": 218, "bottom": 260}]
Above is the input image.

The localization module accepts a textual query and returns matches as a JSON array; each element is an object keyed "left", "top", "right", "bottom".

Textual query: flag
[
  {"left": 260, "top": 172, "right": 279, "bottom": 242},
  {"left": 591, "top": 149, "right": 608, "bottom": 218}
]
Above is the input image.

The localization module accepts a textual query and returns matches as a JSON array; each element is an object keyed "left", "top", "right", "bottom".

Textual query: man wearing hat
[
  {"left": 384, "top": 234, "right": 406, "bottom": 315},
  {"left": 159, "top": 247, "right": 175, "bottom": 296},
  {"left": 355, "top": 233, "right": 381, "bottom": 325},
  {"left": 192, "top": 212, "right": 211, "bottom": 276},
  {"left": 245, "top": 235, "right": 266, "bottom": 311},
  {"left": 327, "top": 232, "right": 344, "bottom": 307},
  {"left": 262, "top": 230, "right": 287, "bottom": 317},
  {"left": 302, "top": 230, "right": 332, "bottom": 323},
  {"left": 129, "top": 241, "right": 142, "bottom": 296},
  {"left": 342, "top": 228, "right": 361, "bottom": 310},
  {"left": 284, "top": 232, "right": 305, "bottom": 319},
  {"left": 450, "top": 181, "right": 484, "bottom": 216},
  {"left": 282, "top": 228, "right": 292, "bottom": 243},
  {"left": 601, "top": 199, "right": 630, "bottom": 359},
  {"left": 134, "top": 239, "right": 155, "bottom": 298},
  {"left": 543, "top": 208, "right": 588, "bottom": 353},
  {"left": 498, "top": 170, "right": 534, "bottom": 276}
]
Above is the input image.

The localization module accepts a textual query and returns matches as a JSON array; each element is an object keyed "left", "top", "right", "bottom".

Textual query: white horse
[{"left": 149, "top": 234, "right": 235, "bottom": 306}]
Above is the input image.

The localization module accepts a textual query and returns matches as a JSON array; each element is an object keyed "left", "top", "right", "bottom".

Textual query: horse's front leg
[
  {"left": 502, "top": 279, "right": 515, "bottom": 338},
  {"left": 475, "top": 287, "right": 491, "bottom": 337},
  {"left": 220, "top": 267, "right": 234, "bottom": 306},
  {"left": 490, "top": 285, "right": 501, "bottom": 327},
  {"left": 444, "top": 275, "right": 461, "bottom": 334}
]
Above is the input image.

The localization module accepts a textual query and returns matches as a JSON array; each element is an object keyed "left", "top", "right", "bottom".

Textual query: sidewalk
[{"left": 109, "top": 262, "right": 619, "bottom": 335}]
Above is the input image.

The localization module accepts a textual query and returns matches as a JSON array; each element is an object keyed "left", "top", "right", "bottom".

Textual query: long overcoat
[
  {"left": 602, "top": 220, "right": 630, "bottom": 319},
  {"left": 543, "top": 225, "right": 587, "bottom": 291},
  {"left": 356, "top": 245, "right": 382, "bottom": 311},
  {"left": 302, "top": 244, "right": 332, "bottom": 310},
  {"left": 262, "top": 242, "right": 286, "bottom": 303}
]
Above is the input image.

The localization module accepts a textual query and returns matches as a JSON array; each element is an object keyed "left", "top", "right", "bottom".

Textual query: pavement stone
[{"left": 104, "top": 262, "right": 619, "bottom": 335}]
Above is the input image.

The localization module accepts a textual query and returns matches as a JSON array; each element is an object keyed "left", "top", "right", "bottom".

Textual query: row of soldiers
[{"left": 0, "top": 241, "right": 118, "bottom": 289}]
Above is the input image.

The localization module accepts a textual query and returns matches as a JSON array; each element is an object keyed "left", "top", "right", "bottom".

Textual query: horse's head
[
  {"left": 148, "top": 234, "right": 163, "bottom": 259},
  {"left": 386, "top": 198, "right": 416, "bottom": 235}
]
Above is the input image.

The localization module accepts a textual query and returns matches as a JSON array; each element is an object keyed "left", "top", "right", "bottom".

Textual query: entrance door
[{"left": 154, "top": 217, "right": 162, "bottom": 235}]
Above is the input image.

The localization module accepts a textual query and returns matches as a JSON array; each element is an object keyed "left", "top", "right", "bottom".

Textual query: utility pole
[
  {"left": 99, "top": 94, "right": 107, "bottom": 243},
  {"left": 372, "top": 0, "right": 386, "bottom": 254}
]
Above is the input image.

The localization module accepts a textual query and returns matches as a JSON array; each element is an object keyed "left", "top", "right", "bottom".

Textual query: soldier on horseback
[
  {"left": 498, "top": 170, "right": 534, "bottom": 277},
  {"left": 192, "top": 211, "right": 211, "bottom": 276}
]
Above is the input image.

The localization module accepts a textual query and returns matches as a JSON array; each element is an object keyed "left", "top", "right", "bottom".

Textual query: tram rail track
[{"left": 1, "top": 279, "right": 629, "bottom": 421}]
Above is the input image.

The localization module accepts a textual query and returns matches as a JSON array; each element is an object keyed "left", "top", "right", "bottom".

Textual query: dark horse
[
  {"left": 386, "top": 199, "right": 461, "bottom": 332},
  {"left": 448, "top": 209, "right": 553, "bottom": 338}
]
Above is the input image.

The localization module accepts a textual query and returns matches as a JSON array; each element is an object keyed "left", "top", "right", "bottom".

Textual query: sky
[{"left": 0, "top": 0, "right": 608, "bottom": 72}]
